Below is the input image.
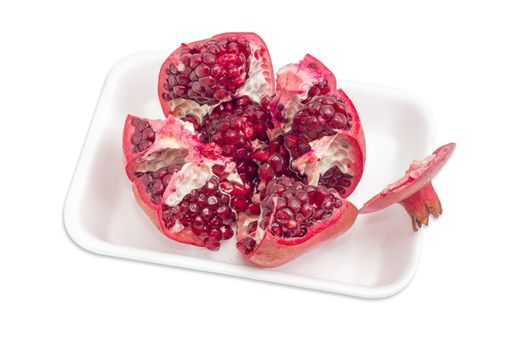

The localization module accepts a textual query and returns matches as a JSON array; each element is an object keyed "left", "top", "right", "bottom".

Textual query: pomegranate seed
[
  {"left": 150, "top": 180, "right": 164, "bottom": 194},
  {"left": 204, "top": 238, "right": 221, "bottom": 251},
  {"left": 209, "top": 228, "right": 222, "bottom": 241},
  {"left": 232, "top": 197, "right": 249, "bottom": 211},
  {"left": 247, "top": 203, "right": 261, "bottom": 215},
  {"left": 220, "top": 226, "right": 234, "bottom": 239}
]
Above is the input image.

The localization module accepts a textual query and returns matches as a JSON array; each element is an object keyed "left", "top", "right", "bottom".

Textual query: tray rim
[{"left": 63, "top": 51, "right": 435, "bottom": 299}]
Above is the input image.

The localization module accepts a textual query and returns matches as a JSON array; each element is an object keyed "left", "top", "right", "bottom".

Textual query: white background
[{"left": 1, "top": 0, "right": 529, "bottom": 349}]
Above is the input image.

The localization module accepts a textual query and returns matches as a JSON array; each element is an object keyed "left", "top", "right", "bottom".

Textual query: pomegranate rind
[
  {"left": 131, "top": 179, "right": 161, "bottom": 228},
  {"left": 158, "top": 32, "right": 275, "bottom": 118},
  {"left": 359, "top": 143, "right": 455, "bottom": 230},
  {"left": 236, "top": 200, "right": 358, "bottom": 268}
]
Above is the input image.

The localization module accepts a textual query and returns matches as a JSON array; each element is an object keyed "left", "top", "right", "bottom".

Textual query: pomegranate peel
[{"left": 360, "top": 143, "right": 456, "bottom": 231}]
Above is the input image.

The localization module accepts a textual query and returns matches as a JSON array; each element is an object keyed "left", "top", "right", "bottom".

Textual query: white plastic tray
[{"left": 64, "top": 52, "right": 435, "bottom": 298}]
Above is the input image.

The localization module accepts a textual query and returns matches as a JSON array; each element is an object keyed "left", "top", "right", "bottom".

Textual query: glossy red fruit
[
  {"left": 360, "top": 143, "right": 456, "bottom": 231},
  {"left": 271, "top": 55, "right": 366, "bottom": 197},
  {"left": 158, "top": 32, "right": 275, "bottom": 124},
  {"left": 236, "top": 176, "right": 358, "bottom": 267}
]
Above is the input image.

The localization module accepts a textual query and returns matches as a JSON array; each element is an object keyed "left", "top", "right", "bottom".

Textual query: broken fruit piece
[
  {"left": 360, "top": 143, "right": 456, "bottom": 231},
  {"left": 236, "top": 176, "right": 358, "bottom": 267}
]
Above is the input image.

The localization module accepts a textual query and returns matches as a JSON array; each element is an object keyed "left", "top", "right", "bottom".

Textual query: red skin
[
  {"left": 360, "top": 143, "right": 456, "bottom": 231},
  {"left": 158, "top": 32, "right": 275, "bottom": 118},
  {"left": 237, "top": 198, "right": 358, "bottom": 268}
]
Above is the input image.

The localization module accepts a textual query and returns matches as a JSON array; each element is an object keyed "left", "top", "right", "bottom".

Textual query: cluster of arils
[{"left": 123, "top": 32, "right": 455, "bottom": 267}]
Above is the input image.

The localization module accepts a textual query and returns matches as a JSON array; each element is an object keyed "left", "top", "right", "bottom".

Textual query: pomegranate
[
  {"left": 158, "top": 32, "right": 275, "bottom": 124},
  {"left": 360, "top": 143, "right": 456, "bottom": 231},
  {"left": 236, "top": 176, "right": 358, "bottom": 267},
  {"left": 123, "top": 114, "right": 242, "bottom": 250},
  {"left": 121, "top": 32, "right": 455, "bottom": 266},
  {"left": 271, "top": 54, "right": 366, "bottom": 197}
]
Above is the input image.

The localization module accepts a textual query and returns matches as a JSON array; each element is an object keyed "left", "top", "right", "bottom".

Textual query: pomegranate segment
[
  {"left": 158, "top": 32, "right": 275, "bottom": 124},
  {"left": 271, "top": 55, "right": 366, "bottom": 197},
  {"left": 360, "top": 143, "right": 456, "bottom": 231},
  {"left": 123, "top": 114, "right": 242, "bottom": 250},
  {"left": 236, "top": 176, "right": 358, "bottom": 267}
]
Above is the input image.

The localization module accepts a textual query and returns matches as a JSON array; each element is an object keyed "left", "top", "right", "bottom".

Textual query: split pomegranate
[
  {"left": 236, "top": 176, "right": 358, "bottom": 267},
  {"left": 360, "top": 143, "right": 456, "bottom": 231},
  {"left": 158, "top": 32, "right": 275, "bottom": 124},
  {"left": 271, "top": 54, "right": 366, "bottom": 197},
  {"left": 121, "top": 32, "right": 454, "bottom": 265}
]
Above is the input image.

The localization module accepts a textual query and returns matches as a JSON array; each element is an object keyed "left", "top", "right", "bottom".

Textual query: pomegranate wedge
[
  {"left": 123, "top": 114, "right": 243, "bottom": 250},
  {"left": 237, "top": 176, "right": 358, "bottom": 267},
  {"left": 271, "top": 54, "right": 366, "bottom": 197}
]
